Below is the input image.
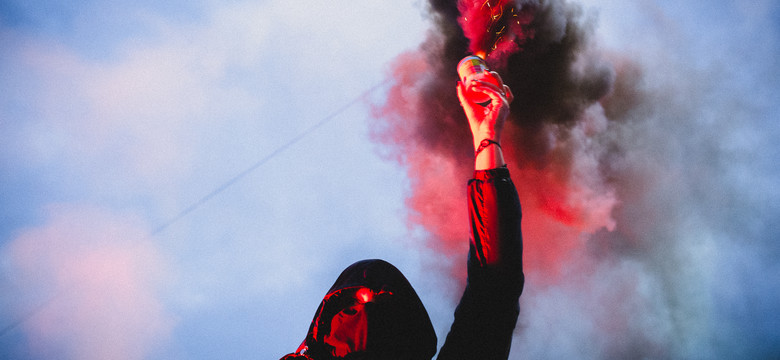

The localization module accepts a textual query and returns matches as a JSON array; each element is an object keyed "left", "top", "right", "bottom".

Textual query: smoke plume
[
  {"left": 371, "top": 0, "right": 780, "bottom": 358},
  {"left": 373, "top": 0, "right": 616, "bottom": 278},
  {"left": 457, "top": 0, "right": 535, "bottom": 68}
]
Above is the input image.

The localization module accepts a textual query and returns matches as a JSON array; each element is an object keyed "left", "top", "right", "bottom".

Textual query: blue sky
[{"left": 1, "top": 0, "right": 779, "bottom": 359}]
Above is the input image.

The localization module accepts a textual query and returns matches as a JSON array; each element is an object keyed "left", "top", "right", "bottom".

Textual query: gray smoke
[{"left": 371, "top": 0, "right": 780, "bottom": 358}]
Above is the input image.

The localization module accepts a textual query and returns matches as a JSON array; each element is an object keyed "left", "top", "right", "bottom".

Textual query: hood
[{"left": 291, "top": 259, "right": 437, "bottom": 360}]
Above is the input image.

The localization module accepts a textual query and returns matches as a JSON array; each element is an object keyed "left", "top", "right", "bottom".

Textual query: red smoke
[
  {"left": 370, "top": 1, "right": 780, "bottom": 358},
  {"left": 370, "top": 52, "right": 469, "bottom": 260},
  {"left": 457, "top": 0, "right": 534, "bottom": 68},
  {"left": 371, "top": 0, "right": 619, "bottom": 284}
]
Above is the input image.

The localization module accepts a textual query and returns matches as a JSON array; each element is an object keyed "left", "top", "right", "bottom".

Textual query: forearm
[
  {"left": 467, "top": 166, "right": 523, "bottom": 275},
  {"left": 438, "top": 168, "right": 524, "bottom": 360}
]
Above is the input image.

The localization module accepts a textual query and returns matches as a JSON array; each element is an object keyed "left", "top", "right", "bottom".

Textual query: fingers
[
  {"left": 503, "top": 84, "right": 514, "bottom": 104},
  {"left": 470, "top": 79, "right": 503, "bottom": 95},
  {"left": 458, "top": 71, "right": 513, "bottom": 117},
  {"left": 470, "top": 79, "right": 511, "bottom": 106},
  {"left": 489, "top": 71, "right": 505, "bottom": 89},
  {"left": 485, "top": 71, "right": 513, "bottom": 104}
]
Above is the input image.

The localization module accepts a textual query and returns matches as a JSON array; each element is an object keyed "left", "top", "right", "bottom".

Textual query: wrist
[
  {"left": 474, "top": 142, "right": 506, "bottom": 170},
  {"left": 475, "top": 139, "right": 501, "bottom": 156},
  {"left": 473, "top": 132, "right": 498, "bottom": 150}
]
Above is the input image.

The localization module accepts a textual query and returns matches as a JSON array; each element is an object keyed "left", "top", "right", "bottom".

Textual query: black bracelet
[{"left": 475, "top": 139, "right": 501, "bottom": 156}]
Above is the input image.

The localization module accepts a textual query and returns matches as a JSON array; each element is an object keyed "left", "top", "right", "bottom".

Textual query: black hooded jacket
[{"left": 282, "top": 167, "right": 524, "bottom": 360}]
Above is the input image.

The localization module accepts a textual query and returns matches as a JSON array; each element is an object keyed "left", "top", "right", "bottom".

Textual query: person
[{"left": 281, "top": 70, "right": 524, "bottom": 360}]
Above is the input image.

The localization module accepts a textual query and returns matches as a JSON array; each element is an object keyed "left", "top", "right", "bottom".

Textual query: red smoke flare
[{"left": 457, "top": 0, "right": 534, "bottom": 67}]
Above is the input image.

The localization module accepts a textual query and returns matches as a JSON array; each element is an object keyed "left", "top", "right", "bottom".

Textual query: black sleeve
[{"left": 437, "top": 166, "right": 524, "bottom": 360}]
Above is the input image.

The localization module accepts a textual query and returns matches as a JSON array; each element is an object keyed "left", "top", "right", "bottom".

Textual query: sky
[{"left": 1, "top": 0, "right": 779, "bottom": 359}]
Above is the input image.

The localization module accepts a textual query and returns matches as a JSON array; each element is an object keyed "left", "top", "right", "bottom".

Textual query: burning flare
[{"left": 457, "top": 0, "right": 535, "bottom": 67}]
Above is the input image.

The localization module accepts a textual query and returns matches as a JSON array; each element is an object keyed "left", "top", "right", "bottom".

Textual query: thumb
[
  {"left": 456, "top": 81, "right": 479, "bottom": 121},
  {"left": 456, "top": 81, "right": 469, "bottom": 107}
]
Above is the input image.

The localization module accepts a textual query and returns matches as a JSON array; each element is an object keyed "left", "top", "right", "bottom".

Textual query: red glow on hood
[{"left": 356, "top": 288, "right": 374, "bottom": 304}]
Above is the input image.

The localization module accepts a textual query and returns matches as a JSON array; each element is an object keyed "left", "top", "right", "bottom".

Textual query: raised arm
[{"left": 438, "top": 70, "right": 524, "bottom": 360}]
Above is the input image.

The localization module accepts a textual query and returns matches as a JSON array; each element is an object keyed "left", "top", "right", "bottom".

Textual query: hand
[{"left": 456, "top": 71, "right": 514, "bottom": 151}]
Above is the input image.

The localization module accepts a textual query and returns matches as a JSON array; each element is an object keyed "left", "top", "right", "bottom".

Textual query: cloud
[
  {"left": 3, "top": 0, "right": 775, "bottom": 358},
  {"left": 3, "top": 205, "right": 174, "bottom": 360},
  {"left": 3, "top": 1, "right": 434, "bottom": 357},
  {"left": 2, "top": 4, "right": 270, "bottom": 190}
]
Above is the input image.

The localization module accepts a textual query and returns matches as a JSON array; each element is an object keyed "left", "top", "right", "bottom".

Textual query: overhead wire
[
  {"left": 152, "top": 79, "right": 388, "bottom": 235},
  {"left": 0, "top": 79, "right": 389, "bottom": 339}
]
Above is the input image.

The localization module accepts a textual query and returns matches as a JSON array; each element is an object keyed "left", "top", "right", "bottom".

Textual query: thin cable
[
  {"left": 0, "top": 80, "right": 388, "bottom": 340},
  {"left": 152, "top": 80, "right": 387, "bottom": 235},
  {"left": 0, "top": 292, "right": 58, "bottom": 338}
]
